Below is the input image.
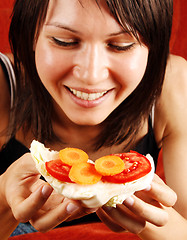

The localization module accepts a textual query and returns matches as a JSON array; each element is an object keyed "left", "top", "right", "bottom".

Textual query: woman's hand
[
  {"left": 96, "top": 174, "right": 177, "bottom": 234},
  {"left": 0, "top": 153, "right": 94, "bottom": 233}
]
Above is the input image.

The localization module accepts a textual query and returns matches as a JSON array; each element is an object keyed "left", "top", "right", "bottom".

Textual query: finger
[
  {"left": 123, "top": 195, "right": 169, "bottom": 226},
  {"left": 15, "top": 153, "right": 40, "bottom": 177},
  {"left": 41, "top": 192, "right": 65, "bottom": 212},
  {"left": 137, "top": 175, "right": 177, "bottom": 207},
  {"left": 30, "top": 200, "right": 80, "bottom": 232},
  {"left": 101, "top": 205, "right": 145, "bottom": 234},
  {"left": 96, "top": 208, "right": 126, "bottom": 233},
  {"left": 66, "top": 207, "right": 98, "bottom": 222},
  {"left": 12, "top": 184, "right": 53, "bottom": 223}
]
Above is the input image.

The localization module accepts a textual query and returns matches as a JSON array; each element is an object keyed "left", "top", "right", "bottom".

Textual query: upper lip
[{"left": 65, "top": 85, "right": 113, "bottom": 93}]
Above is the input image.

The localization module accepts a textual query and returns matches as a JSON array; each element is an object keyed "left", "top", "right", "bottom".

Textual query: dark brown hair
[{"left": 8, "top": 0, "right": 173, "bottom": 149}]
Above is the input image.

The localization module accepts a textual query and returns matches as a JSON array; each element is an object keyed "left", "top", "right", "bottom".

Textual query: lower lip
[{"left": 65, "top": 88, "right": 112, "bottom": 108}]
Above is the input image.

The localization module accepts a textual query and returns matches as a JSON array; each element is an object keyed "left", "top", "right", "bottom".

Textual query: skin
[
  {"left": 0, "top": 0, "right": 187, "bottom": 239},
  {"left": 35, "top": 0, "right": 148, "bottom": 127}
]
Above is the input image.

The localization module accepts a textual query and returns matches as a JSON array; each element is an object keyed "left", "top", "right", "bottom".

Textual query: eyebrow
[
  {"left": 45, "top": 22, "right": 129, "bottom": 37},
  {"left": 109, "top": 30, "right": 129, "bottom": 37},
  {"left": 45, "top": 22, "right": 79, "bottom": 34}
]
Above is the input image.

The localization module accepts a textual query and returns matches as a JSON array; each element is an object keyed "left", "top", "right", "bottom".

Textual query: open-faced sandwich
[{"left": 30, "top": 140, "right": 155, "bottom": 208}]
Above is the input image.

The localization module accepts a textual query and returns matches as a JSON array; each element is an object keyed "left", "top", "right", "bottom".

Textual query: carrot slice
[
  {"left": 95, "top": 155, "right": 125, "bottom": 176},
  {"left": 69, "top": 162, "right": 102, "bottom": 185},
  {"left": 59, "top": 148, "right": 88, "bottom": 166}
]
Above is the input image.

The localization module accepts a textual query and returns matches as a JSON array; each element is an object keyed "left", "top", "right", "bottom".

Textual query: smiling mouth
[{"left": 67, "top": 87, "right": 108, "bottom": 101}]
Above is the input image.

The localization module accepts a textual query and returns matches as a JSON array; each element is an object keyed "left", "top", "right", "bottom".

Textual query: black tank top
[{"left": 0, "top": 121, "right": 159, "bottom": 175}]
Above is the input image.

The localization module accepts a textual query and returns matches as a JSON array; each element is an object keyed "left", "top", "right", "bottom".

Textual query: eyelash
[
  {"left": 108, "top": 43, "right": 135, "bottom": 52},
  {"left": 51, "top": 37, "right": 135, "bottom": 52},
  {"left": 51, "top": 37, "right": 79, "bottom": 47}
]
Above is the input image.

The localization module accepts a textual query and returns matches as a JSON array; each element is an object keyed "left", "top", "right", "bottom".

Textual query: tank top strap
[
  {"left": 0, "top": 52, "right": 16, "bottom": 108},
  {"left": 150, "top": 102, "right": 156, "bottom": 128}
]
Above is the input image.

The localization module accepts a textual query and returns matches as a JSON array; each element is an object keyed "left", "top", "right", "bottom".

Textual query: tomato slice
[
  {"left": 45, "top": 159, "right": 73, "bottom": 183},
  {"left": 102, "top": 151, "right": 151, "bottom": 184}
]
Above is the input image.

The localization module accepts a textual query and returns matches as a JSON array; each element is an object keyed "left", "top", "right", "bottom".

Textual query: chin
[
  {"left": 69, "top": 114, "right": 108, "bottom": 126},
  {"left": 72, "top": 119, "right": 103, "bottom": 126}
]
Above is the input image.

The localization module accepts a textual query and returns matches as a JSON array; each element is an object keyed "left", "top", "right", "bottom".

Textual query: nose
[{"left": 73, "top": 44, "right": 109, "bottom": 84}]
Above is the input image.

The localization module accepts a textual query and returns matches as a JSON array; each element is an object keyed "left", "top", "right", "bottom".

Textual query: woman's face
[{"left": 35, "top": 0, "right": 149, "bottom": 126}]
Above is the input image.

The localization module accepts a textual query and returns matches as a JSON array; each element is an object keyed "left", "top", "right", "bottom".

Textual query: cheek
[
  {"left": 35, "top": 47, "right": 58, "bottom": 86},
  {"left": 35, "top": 38, "right": 69, "bottom": 87},
  {"left": 115, "top": 47, "right": 148, "bottom": 89}
]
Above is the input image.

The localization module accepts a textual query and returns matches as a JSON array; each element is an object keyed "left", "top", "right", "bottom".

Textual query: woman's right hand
[{"left": 0, "top": 153, "right": 90, "bottom": 234}]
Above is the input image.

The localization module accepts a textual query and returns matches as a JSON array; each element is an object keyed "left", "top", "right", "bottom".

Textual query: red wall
[
  {"left": 0, "top": 0, "right": 14, "bottom": 53},
  {"left": 0, "top": 0, "right": 186, "bottom": 59}
]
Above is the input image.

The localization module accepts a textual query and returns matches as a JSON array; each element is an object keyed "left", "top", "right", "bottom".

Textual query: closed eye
[
  {"left": 51, "top": 37, "right": 79, "bottom": 47},
  {"left": 108, "top": 43, "right": 135, "bottom": 52}
]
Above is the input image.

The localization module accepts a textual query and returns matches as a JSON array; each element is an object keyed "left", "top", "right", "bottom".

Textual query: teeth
[{"left": 69, "top": 88, "right": 107, "bottom": 101}]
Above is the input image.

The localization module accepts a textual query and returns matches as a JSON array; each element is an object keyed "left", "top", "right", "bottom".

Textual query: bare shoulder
[
  {"left": 155, "top": 55, "right": 187, "bottom": 141},
  {"left": 165, "top": 54, "right": 187, "bottom": 83},
  {"left": 0, "top": 55, "right": 11, "bottom": 147},
  {"left": 156, "top": 56, "right": 187, "bottom": 215},
  {"left": 163, "top": 54, "right": 187, "bottom": 109}
]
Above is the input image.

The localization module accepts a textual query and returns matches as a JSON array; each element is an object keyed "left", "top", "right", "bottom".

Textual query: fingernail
[
  {"left": 86, "top": 208, "right": 98, "bottom": 213},
  {"left": 103, "top": 206, "right": 113, "bottom": 211},
  {"left": 42, "top": 185, "right": 53, "bottom": 198},
  {"left": 144, "top": 184, "right": 151, "bottom": 191},
  {"left": 124, "top": 196, "right": 134, "bottom": 206},
  {"left": 66, "top": 203, "right": 79, "bottom": 214}
]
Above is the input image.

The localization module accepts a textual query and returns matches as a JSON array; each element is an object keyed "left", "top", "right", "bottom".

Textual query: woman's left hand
[{"left": 96, "top": 174, "right": 177, "bottom": 234}]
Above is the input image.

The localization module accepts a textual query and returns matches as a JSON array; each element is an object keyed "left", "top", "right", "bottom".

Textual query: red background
[
  {"left": 0, "top": 0, "right": 187, "bottom": 58},
  {"left": 0, "top": 1, "right": 186, "bottom": 239}
]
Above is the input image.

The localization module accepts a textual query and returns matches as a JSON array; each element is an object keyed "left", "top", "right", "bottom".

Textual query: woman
[{"left": 0, "top": 0, "right": 186, "bottom": 239}]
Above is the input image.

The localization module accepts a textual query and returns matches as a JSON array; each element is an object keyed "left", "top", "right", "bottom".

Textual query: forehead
[
  {"left": 45, "top": 0, "right": 123, "bottom": 34},
  {"left": 46, "top": 0, "right": 107, "bottom": 20}
]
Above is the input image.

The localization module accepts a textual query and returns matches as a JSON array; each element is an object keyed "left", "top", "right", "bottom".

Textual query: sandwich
[{"left": 30, "top": 140, "right": 154, "bottom": 208}]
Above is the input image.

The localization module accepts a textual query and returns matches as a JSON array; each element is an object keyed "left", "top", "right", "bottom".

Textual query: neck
[{"left": 52, "top": 107, "right": 102, "bottom": 152}]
